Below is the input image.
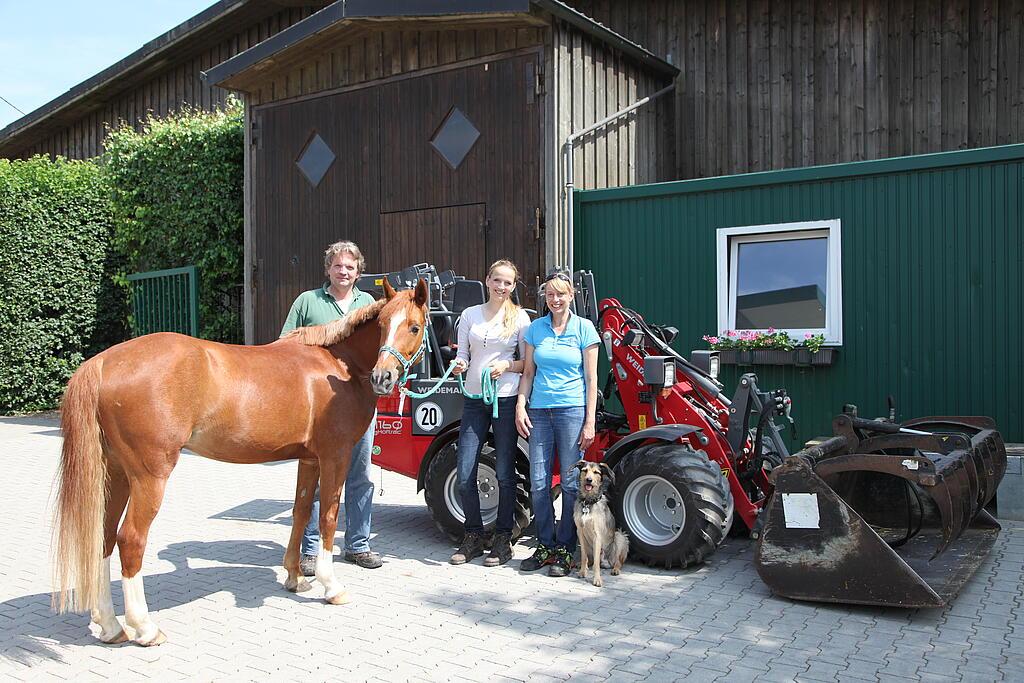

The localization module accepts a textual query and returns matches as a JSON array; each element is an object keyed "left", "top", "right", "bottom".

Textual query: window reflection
[
  {"left": 735, "top": 237, "right": 827, "bottom": 329},
  {"left": 296, "top": 132, "right": 335, "bottom": 188},
  {"left": 430, "top": 108, "right": 480, "bottom": 170}
]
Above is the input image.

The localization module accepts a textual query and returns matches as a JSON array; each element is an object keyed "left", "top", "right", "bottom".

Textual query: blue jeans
[
  {"left": 527, "top": 405, "right": 585, "bottom": 550},
  {"left": 456, "top": 396, "right": 519, "bottom": 535},
  {"left": 302, "top": 419, "right": 376, "bottom": 556}
]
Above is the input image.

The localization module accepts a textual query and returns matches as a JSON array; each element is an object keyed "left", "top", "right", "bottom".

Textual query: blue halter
[{"left": 378, "top": 325, "right": 429, "bottom": 386}]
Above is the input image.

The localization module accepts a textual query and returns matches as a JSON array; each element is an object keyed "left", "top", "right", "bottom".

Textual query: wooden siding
[
  {"left": 547, "top": 18, "right": 675, "bottom": 267},
  {"left": 565, "top": 0, "right": 1024, "bottom": 179},
  {"left": 11, "top": 5, "right": 327, "bottom": 160},
  {"left": 245, "top": 26, "right": 545, "bottom": 106}
]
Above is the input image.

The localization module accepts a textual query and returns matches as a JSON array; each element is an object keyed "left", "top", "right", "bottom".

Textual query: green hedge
[
  {"left": 105, "top": 100, "right": 244, "bottom": 342},
  {"left": 0, "top": 156, "right": 126, "bottom": 413}
]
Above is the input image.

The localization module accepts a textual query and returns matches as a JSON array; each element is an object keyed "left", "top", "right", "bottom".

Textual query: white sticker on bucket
[
  {"left": 782, "top": 493, "right": 820, "bottom": 529},
  {"left": 901, "top": 459, "right": 920, "bottom": 470}
]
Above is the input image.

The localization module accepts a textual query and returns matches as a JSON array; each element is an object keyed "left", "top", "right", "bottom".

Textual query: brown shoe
[
  {"left": 450, "top": 532, "right": 485, "bottom": 565},
  {"left": 343, "top": 550, "right": 383, "bottom": 569},
  {"left": 483, "top": 532, "right": 513, "bottom": 567}
]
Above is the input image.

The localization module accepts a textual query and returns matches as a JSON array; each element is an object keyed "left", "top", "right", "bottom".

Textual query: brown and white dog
[{"left": 573, "top": 460, "right": 629, "bottom": 587}]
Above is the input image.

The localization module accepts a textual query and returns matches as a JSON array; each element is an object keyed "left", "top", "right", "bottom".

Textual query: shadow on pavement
[{"left": 0, "top": 540, "right": 304, "bottom": 666}]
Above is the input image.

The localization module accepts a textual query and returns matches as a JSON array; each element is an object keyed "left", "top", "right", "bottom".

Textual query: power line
[{"left": 0, "top": 95, "right": 26, "bottom": 115}]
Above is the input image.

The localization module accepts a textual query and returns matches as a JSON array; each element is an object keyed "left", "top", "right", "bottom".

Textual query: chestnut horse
[{"left": 52, "top": 280, "right": 428, "bottom": 646}]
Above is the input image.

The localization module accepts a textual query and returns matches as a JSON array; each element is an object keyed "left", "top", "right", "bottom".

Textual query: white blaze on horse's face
[{"left": 370, "top": 307, "right": 408, "bottom": 395}]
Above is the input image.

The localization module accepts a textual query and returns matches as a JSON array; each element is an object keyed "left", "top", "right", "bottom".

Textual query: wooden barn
[
  {"left": 201, "top": 0, "right": 677, "bottom": 343},
  {"left": 3, "top": 0, "right": 1022, "bottom": 348}
]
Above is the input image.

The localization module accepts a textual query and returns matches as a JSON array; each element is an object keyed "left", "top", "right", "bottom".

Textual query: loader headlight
[
  {"left": 643, "top": 356, "right": 676, "bottom": 389},
  {"left": 689, "top": 350, "right": 720, "bottom": 379}
]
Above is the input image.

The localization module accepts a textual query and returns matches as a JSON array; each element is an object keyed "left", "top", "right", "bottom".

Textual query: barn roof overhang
[
  {"left": 0, "top": 0, "right": 329, "bottom": 158},
  {"left": 202, "top": 0, "right": 678, "bottom": 92}
]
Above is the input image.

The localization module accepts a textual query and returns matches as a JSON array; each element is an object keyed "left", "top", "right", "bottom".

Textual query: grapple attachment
[{"left": 754, "top": 414, "right": 1007, "bottom": 608}]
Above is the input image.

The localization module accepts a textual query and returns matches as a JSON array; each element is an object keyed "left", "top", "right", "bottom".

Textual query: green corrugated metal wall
[{"left": 575, "top": 144, "right": 1024, "bottom": 446}]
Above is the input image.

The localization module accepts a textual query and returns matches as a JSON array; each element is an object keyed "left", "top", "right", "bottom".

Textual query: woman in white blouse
[{"left": 448, "top": 260, "right": 531, "bottom": 567}]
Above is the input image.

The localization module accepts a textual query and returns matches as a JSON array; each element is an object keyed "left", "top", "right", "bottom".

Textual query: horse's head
[{"left": 369, "top": 279, "right": 429, "bottom": 395}]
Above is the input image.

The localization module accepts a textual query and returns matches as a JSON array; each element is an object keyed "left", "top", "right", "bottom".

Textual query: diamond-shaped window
[
  {"left": 296, "top": 132, "right": 335, "bottom": 188},
  {"left": 430, "top": 108, "right": 480, "bottom": 170}
]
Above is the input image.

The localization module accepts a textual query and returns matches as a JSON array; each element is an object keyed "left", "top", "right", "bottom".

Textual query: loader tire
[
  {"left": 423, "top": 437, "right": 531, "bottom": 542},
  {"left": 612, "top": 443, "right": 733, "bottom": 569}
]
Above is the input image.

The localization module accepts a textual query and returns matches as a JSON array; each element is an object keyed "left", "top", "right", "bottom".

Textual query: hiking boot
[
  {"left": 483, "top": 532, "right": 514, "bottom": 567},
  {"left": 299, "top": 554, "right": 317, "bottom": 577},
  {"left": 450, "top": 532, "right": 486, "bottom": 565},
  {"left": 343, "top": 550, "right": 383, "bottom": 569},
  {"left": 519, "top": 544, "right": 554, "bottom": 572},
  {"left": 548, "top": 547, "right": 575, "bottom": 577}
]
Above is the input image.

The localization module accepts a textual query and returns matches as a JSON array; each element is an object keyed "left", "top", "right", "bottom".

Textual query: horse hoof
[
  {"left": 100, "top": 629, "right": 129, "bottom": 644},
  {"left": 136, "top": 629, "right": 167, "bottom": 647},
  {"left": 325, "top": 591, "right": 350, "bottom": 606},
  {"left": 286, "top": 578, "right": 312, "bottom": 593}
]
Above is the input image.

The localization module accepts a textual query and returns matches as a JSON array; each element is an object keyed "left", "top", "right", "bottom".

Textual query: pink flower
[
  {"left": 726, "top": 330, "right": 737, "bottom": 337},
  {"left": 707, "top": 336, "right": 719, "bottom": 345},
  {"left": 805, "top": 332, "right": 814, "bottom": 339}
]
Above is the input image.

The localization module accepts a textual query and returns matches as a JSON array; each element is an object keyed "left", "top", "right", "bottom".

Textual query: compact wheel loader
[
  {"left": 589, "top": 274, "right": 1007, "bottom": 608},
  {"left": 366, "top": 265, "right": 1007, "bottom": 608}
]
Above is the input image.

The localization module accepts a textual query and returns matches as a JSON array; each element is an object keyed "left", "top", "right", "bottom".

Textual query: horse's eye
[{"left": 410, "top": 325, "right": 421, "bottom": 335}]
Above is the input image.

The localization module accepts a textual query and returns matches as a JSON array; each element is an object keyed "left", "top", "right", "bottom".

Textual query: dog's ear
[
  {"left": 573, "top": 459, "right": 587, "bottom": 472},
  {"left": 599, "top": 463, "right": 615, "bottom": 485}
]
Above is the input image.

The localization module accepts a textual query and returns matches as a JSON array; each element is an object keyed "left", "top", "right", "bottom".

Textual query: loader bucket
[{"left": 754, "top": 415, "right": 1006, "bottom": 608}]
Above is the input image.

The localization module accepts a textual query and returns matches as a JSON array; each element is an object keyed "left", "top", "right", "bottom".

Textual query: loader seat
[{"left": 434, "top": 279, "right": 486, "bottom": 369}]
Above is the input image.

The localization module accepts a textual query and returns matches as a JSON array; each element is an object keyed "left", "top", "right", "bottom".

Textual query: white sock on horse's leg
[
  {"left": 91, "top": 557, "right": 126, "bottom": 643},
  {"left": 122, "top": 573, "right": 165, "bottom": 645},
  {"left": 314, "top": 545, "right": 348, "bottom": 603}
]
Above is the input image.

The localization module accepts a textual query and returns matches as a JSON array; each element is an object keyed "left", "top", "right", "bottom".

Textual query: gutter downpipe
[{"left": 562, "top": 84, "right": 675, "bottom": 273}]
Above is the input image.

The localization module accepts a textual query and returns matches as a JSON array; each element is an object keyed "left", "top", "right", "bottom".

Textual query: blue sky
[{"left": 0, "top": 1, "right": 214, "bottom": 129}]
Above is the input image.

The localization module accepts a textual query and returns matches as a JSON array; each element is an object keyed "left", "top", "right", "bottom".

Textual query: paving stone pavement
[{"left": 1, "top": 413, "right": 1022, "bottom": 682}]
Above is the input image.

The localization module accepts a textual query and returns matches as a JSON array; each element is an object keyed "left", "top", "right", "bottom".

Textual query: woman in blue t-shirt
[{"left": 515, "top": 272, "right": 600, "bottom": 577}]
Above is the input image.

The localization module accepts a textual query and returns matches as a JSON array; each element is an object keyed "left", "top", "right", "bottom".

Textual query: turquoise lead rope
[
  {"left": 458, "top": 369, "right": 502, "bottom": 419},
  {"left": 400, "top": 365, "right": 503, "bottom": 419}
]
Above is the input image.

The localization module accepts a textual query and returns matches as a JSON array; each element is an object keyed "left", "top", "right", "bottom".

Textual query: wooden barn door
[
  {"left": 250, "top": 51, "right": 543, "bottom": 343},
  {"left": 251, "top": 89, "right": 379, "bottom": 343},
  {"left": 379, "top": 204, "right": 488, "bottom": 278},
  {"left": 378, "top": 53, "right": 544, "bottom": 295}
]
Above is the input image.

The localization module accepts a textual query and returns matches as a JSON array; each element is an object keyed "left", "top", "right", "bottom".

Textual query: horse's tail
[{"left": 52, "top": 357, "right": 107, "bottom": 614}]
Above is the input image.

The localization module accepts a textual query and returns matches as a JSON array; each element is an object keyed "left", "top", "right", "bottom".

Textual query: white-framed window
[{"left": 716, "top": 219, "right": 843, "bottom": 345}]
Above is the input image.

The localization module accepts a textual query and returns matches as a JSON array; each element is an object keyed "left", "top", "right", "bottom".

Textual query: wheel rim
[
  {"left": 622, "top": 474, "right": 685, "bottom": 546},
  {"left": 443, "top": 461, "right": 500, "bottom": 526}
]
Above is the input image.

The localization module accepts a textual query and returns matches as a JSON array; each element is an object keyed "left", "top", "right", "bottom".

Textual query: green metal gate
[{"left": 126, "top": 266, "right": 200, "bottom": 337}]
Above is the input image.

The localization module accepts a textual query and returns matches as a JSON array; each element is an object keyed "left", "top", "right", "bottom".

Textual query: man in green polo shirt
[{"left": 281, "top": 240, "right": 382, "bottom": 574}]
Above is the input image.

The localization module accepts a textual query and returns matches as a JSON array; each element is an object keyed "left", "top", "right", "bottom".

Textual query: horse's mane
[{"left": 285, "top": 297, "right": 389, "bottom": 347}]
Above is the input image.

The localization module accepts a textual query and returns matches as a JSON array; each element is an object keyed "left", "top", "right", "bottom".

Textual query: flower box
[{"left": 718, "top": 348, "right": 837, "bottom": 367}]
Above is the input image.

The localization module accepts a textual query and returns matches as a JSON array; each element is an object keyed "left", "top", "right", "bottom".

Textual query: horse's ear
[
  {"left": 413, "top": 278, "right": 429, "bottom": 307},
  {"left": 383, "top": 280, "right": 397, "bottom": 300}
]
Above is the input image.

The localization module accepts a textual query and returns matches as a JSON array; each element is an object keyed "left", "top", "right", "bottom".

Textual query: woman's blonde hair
[
  {"left": 487, "top": 259, "right": 522, "bottom": 340},
  {"left": 324, "top": 240, "right": 366, "bottom": 275}
]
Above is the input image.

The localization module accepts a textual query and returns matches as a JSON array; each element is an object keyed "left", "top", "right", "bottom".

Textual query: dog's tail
[{"left": 611, "top": 530, "right": 630, "bottom": 565}]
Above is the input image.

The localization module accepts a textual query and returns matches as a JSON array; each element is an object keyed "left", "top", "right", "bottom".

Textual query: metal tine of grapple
[
  {"left": 961, "top": 450, "right": 982, "bottom": 515},
  {"left": 928, "top": 478, "right": 960, "bottom": 558},
  {"left": 970, "top": 431, "right": 1003, "bottom": 508}
]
